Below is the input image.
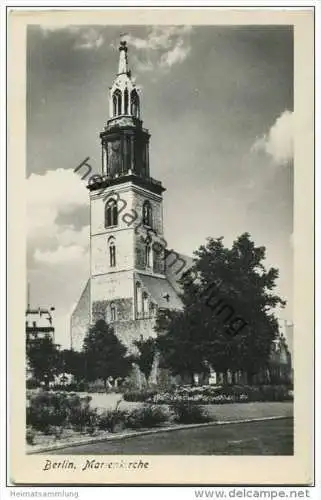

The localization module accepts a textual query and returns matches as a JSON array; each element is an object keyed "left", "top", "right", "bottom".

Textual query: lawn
[{"left": 51, "top": 417, "right": 293, "bottom": 455}]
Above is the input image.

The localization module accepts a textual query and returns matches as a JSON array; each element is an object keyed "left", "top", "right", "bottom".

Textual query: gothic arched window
[
  {"left": 108, "top": 237, "right": 116, "bottom": 267},
  {"left": 112, "top": 94, "right": 117, "bottom": 117},
  {"left": 145, "top": 244, "right": 152, "bottom": 268},
  {"left": 136, "top": 282, "right": 142, "bottom": 315},
  {"left": 142, "top": 292, "right": 148, "bottom": 316},
  {"left": 110, "top": 302, "right": 117, "bottom": 322},
  {"left": 105, "top": 199, "right": 118, "bottom": 228},
  {"left": 113, "top": 89, "right": 122, "bottom": 116},
  {"left": 124, "top": 88, "right": 129, "bottom": 115},
  {"left": 152, "top": 247, "right": 158, "bottom": 272},
  {"left": 143, "top": 200, "right": 152, "bottom": 227},
  {"left": 131, "top": 89, "right": 140, "bottom": 118}
]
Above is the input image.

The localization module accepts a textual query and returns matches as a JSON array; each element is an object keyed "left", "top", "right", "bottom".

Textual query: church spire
[
  {"left": 118, "top": 40, "right": 129, "bottom": 75},
  {"left": 108, "top": 38, "right": 141, "bottom": 120},
  {"left": 99, "top": 38, "right": 157, "bottom": 182}
]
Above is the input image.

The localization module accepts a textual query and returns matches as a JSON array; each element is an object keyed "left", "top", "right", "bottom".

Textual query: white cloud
[
  {"left": 39, "top": 25, "right": 81, "bottom": 36},
  {"left": 160, "top": 39, "right": 191, "bottom": 68},
  {"left": 57, "top": 225, "right": 89, "bottom": 247},
  {"left": 27, "top": 168, "right": 89, "bottom": 264},
  {"left": 74, "top": 28, "right": 104, "bottom": 50},
  {"left": 34, "top": 245, "right": 87, "bottom": 265},
  {"left": 39, "top": 25, "right": 190, "bottom": 58},
  {"left": 252, "top": 110, "right": 293, "bottom": 166},
  {"left": 125, "top": 25, "right": 193, "bottom": 73},
  {"left": 27, "top": 168, "right": 88, "bottom": 237},
  {"left": 126, "top": 26, "right": 190, "bottom": 51},
  {"left": 39, "top": 25, "right": 104, "bottom": 50}
]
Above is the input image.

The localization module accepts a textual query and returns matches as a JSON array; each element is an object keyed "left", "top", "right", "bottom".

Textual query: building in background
[
  {"left": 267, "top": 320, "right": 293, "bottom": 384},
  {"left": 278, "top": 318, "right": 294, "bottom": 354},
  {"left": 26, "top": 306, "right": 55, "bottom": 344},
  {"left": 26, "top": 305, "right": 57, "bottom": 380}
]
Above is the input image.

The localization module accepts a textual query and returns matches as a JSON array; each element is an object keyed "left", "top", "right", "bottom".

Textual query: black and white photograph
[{"left": 7, "top": 8, "right": 314, "bottom": 486}]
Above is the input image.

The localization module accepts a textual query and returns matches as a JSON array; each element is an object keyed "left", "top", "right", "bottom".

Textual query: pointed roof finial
[{"left": 118, "top": 34, "right": 129, "bottom": 75}]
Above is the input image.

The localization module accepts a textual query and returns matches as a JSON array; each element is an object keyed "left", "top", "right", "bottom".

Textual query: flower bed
[
  {"left": 26, "top": 390, "right": 215, "bottom": 448},
  {"left": 124, "top": 384, "right": 293, "bottom": 405},
  {"left": 26, "top": 386, "right": 293, "bottom": 448}
]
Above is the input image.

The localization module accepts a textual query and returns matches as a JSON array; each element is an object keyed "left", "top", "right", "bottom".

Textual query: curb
[{"left": 27, "top": 415, "right": 292, "bottom": 455}]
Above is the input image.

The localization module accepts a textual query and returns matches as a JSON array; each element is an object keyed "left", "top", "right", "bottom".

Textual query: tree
[
  {"left": 82, "top": 319, "right": 131, "bottom": 389},
  {"left": 156, "top": 233, "right": 286, "bottom": 384},
  {"left": 155, "top": 309, "right": 211, "bottom": 385},
  {"left": 133, "top": 336, "right": 157, "bottom": 382},
  {"left": 26, "top": 335, "right": 60, "bottom": 388},
  {"left": 60, "top": 349, "right": 86, "bottom": 383}
]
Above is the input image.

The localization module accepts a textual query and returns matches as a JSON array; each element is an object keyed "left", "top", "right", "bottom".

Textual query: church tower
[
  {"left": 70, "top": 39, "right": 186, "bottom": 351},
  {"left": 88, "top": 40, "right": 167, "bottom": 347}
]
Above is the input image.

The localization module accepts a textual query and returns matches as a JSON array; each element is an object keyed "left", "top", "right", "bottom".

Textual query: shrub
[
  {"left": 123, "top": 389, "right": 157, "bottom": 402},
  {"left": 126, "top": 405, "right": 170, "bottom": 429},
  {"left": 52, "top": 425, "right": 64, "bottom": 439},
  {"left": 98, "top": 409, "right": 128, "bottom": 433},
  {"left": 26, "top": 393, "right": 69, "bottom": 434},
  {"left": 67, "top": 394, "right": 97, "bottom": 432},
  {"left": 50, "top": 382, "right": 88, "bottom": 392},
  {"left": 26, "top": 390, "right": 96, "bottom": 434},
  {"left": 26, "top": 379, "right": 39, "bottom": 390},
  {"left": 173, "top": 402, "right": 212, "bottom": 424},
  {"left": 26, "top": 427, "right": 36, "bottom": 445},
  {"left": 68, "top": 406, "right": 98, "bottom": 432},
  {"left": 258, "top": 384, "right": 292, "bottom": 402}
]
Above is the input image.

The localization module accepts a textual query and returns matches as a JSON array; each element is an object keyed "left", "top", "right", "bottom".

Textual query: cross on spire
[{"left": 118, "top": 34, "right": 129, "bottom": 75}]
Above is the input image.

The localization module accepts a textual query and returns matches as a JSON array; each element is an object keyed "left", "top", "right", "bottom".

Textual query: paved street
[{"left": 50, "top": 417, "right": 293, "bottom": 455}]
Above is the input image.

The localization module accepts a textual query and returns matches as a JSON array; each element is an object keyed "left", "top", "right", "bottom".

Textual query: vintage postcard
[{"left": 7, "top": 7, "right": 314, "bottom": 485}]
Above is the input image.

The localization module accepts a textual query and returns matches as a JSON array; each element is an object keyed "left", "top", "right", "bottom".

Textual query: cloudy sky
[{"left": 27, "top": 24, "right": 293, "bottom": 349}]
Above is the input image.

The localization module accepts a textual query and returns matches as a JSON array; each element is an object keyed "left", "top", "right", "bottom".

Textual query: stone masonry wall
[
  {"left": 92, "top": 298, "right": 155, "bottom": 351},
  {"left": 114, "top": 317, "right": 156, "bottom": 351},
  {"left": 92, "top": 298, "right": 133, "bottom": 323},
  {"left": 131, "top": 189, "right": 163, "bottom": 236}
]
